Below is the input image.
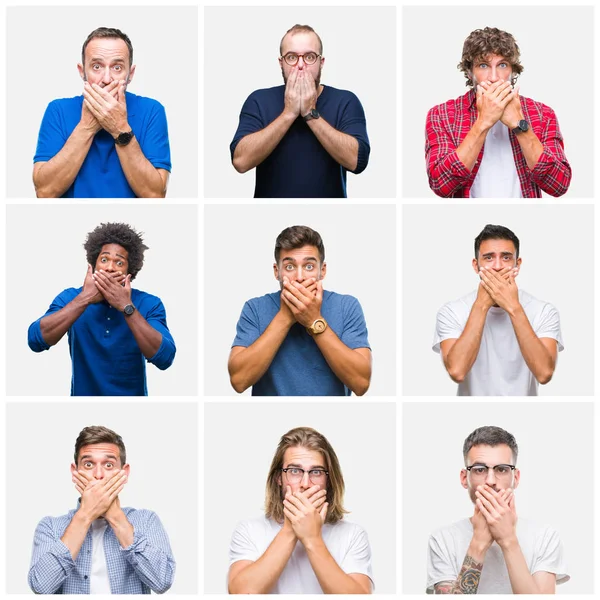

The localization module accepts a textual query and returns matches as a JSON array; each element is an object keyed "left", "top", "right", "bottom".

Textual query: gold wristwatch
[{"left": 307, "top": 318, "right": 328, "bottom": 335}]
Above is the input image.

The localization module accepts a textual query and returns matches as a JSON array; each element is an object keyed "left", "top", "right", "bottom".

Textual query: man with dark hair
[
  {"left": 228, "top": 426, "right": 373, "bottom": 593},
  {"left": 433, "top": 224, "right": 562, "bottom": 395},
  {"left": 28, "top": 425, "right": 175, "bottom": 594},
  {"left": 229, "top": 225, "right": 371, "bottom": 395},
  {"left": 230, "top": 24, "right": 370, "bottom": 198},
  {"left": 425, "top": 27, "right": 571, "bottom": 198},
  {"left": 427, "top": 426, "right": 569, "bottom": 593},
  {"left": 33, "top": 27, "right": 171, "bottom": 198},
  {"left": 28, "top": 223, "right": 175, "bottom": 395}
]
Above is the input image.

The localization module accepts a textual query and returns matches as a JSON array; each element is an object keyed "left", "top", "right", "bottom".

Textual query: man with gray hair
[
  {"left": 426, "top": 426, "right": 569, "bottom": 594},
  {"left": 230, "top": 24, "right": 370, "bottom": 197}
]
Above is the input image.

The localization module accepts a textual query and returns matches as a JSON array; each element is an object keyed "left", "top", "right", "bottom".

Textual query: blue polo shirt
[
  {"left": 232, "top": 290, "right": 370, "bottom": 396},
  {"left": 230, "top": 85, "right": 370, "bottom": 198},
  {"left": 28, "top": 287, "right": 176, "bottom": 396},
  {"left": 34, "top": 92, "right": 171, "bottom": 198}
]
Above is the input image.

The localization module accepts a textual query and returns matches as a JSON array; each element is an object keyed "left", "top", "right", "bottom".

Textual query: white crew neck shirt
[
  {"left": 471, "top": 120, "right": 522, "bottom": 198},
  {"left": 90, "top": 518, "right": 111, "bottom": 594}
]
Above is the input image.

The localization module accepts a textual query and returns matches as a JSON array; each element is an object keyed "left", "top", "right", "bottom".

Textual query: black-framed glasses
[
  {"left": 466, "top": 464, "right": 516, "bottom": 479},
  {"left": 281, "top": 52, "right": 321, "bottom": 66},
  {"left": 282, "top": 467, "right": 328, "bottom": 484}
]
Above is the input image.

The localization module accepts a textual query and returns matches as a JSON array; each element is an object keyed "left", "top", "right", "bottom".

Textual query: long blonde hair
[{"left": 265, "top": 427, "right": 348, "bottom": 525}]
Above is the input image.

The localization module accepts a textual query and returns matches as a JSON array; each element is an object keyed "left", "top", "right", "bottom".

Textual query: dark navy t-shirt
[
  {"left": 232, "top": 290, "right": 370, "bottom": 396},
  {"left": 34, "top": 92, "right": 171, "bottom": 198},
  {"left": 230, "top": 85, "right": 370, "bottom": 198}
]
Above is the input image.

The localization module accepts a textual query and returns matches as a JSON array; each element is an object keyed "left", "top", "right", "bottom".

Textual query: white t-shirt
[
  {"left": 470, "top": 120, "right": 522, "bottom": 198},
  {"left": 427, "top": 517, "right": 570, "bottom": 593},
  {"left": 90, "top": 518, "right": 111, "bottom": 594},
  {"left": 229, "top": 516, "right": 374, "bottom": 594},
  {"left": 433, "top": 289, "right": 564, "bottom": 396}
]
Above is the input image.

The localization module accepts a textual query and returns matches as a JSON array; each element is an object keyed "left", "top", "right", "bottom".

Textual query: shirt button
[
  {"left": 107, "top": 317, "right": 111, "bottom": 321},
  {"left": 106, "top": 330, "right": 110, "bottom": 334}
]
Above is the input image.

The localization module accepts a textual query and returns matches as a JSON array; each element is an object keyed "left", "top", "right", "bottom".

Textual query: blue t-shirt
[
  {"left": 34, "top": 92, "right": 171, "bottom": 198},
  {"left": 232, "top": 290, "right": 370, "bottom": 396},
  {"left": 28, "top": 287, "right": 176, "bottom": 396},
  {"left": 230, "top": 85, "right": 370, "bottom": 198}
]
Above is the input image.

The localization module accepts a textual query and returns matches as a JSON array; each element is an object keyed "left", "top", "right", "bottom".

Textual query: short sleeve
[
  {"left": 426, "top": 533, "right": 458, "bottom": 592},
  {"left": 339, "top": 526, "right": 374, "bottom": 585},
  {"left": 340, "top": 297, "right": 370, "bottom": 350},
  {"left": 534, "top": 303, "right": 564, "bottom": 351},
  {"left": 433, "top": 303, "right": 464, "bottom": 353},
  {"left": 337, "top": 92, "right": 370, "bottom": 174},
  {"left": 34, "top": 100, "right": 69, "bottom": 163},
  {"left": 230, "top": 92, "right": 266, "bottom": 158},
  {"left": 531, "top": 527, "right": 570, "bottom": 585},
  {"left": 229, "top": 520, "right": 261, "bottom": 566},
  {"left": 139, "top": 102, "right": 171, "bottom": 171},
  {"left": 232, "top": 301, "right": 261, "bottom": 348}
]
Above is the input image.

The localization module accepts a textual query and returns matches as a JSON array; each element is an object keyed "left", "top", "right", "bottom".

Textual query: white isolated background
[
  {"left": 204, "top": 6, "right": 396, "bottom": 198},
  {"left": 203, "top": 401, "right": 396, "bottom": 594},
  {"left": 402, "top": 402, "right": 594, "bottom": 594},
  {"left": 6, "top": 204, "right": 198, "bottom": 396},
  {"left": 6, "top": 5, "right": 198, "bottom": 198},
  {"left": 402, "top": 5, "right": 594, "bottom": 198},
  {"left": 402, "top": 203, "right": 594, "bottom": 396},
  {"left": 204, "top": 203, "right": 396, "bottom": 396},
  {"left": 6, "top": 401, "right": 198, "bottom": 594}
]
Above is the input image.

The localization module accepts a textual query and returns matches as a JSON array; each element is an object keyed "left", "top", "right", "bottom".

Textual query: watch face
[
  {"left": 116, "top": 131, "right": 133, "bottom": 146},
  {"left": 311, "top": 109, "right": 320, "bottom": 119},
  {"left": 313, "top": 319, "right": 326, "bottom": 333},
  {"left": 124, "top": 304, "right": 135, "bottom": 316},
  {"left": 519, "top": 120, "right": 529, "bottom": 132}
]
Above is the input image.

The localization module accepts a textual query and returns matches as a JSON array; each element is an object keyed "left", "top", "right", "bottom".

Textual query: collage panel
[
  {"left": 402, "top": 5, "right": 593, "bottom": 198},
  {"left": 6, "top": 5, "right": 198, "bottom": 199},
  {"left": 402, "top": 203, "right": 594, "bottom": 397},
  {"left": 203, "top": 401, "right": 396, "bottom": 594},
  {"left": 402, "top": 401, "right": 594, "bottom": 594},
  {"left": 6, "top": 204, "right": 198, "bottom": 396},
  {"left": 204, "top": 203, "right": 396, "bottom": 397},
  {"left": 204, "top": 5, "right": 396, "bottom": 199},
  {"left": 6, "top": 401, "right": 198, "bottom": 594}
]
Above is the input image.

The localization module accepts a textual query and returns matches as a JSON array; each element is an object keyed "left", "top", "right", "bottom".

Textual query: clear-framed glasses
[
  {"left": 466, "top": 464, "right": 516, "bottom": 480},
  {"left": 281, "top": 52, "right": 321, "bottom": 66},
  {"left": 282, "top": 467, "right": 328, "bottom": 484}
]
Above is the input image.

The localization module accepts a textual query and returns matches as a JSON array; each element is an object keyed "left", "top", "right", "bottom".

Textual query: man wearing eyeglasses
[
  {"left": 228, "top": 427, "right": 373, "bottom": 593},
  {"left": 230, "top": 24, "right": 370, "bottom": 198},
  {"left": 426, "top": 426, "right": 569, "bottom": 594},
  {"left": 433, "top": 224, "right": 563, "bottom": 396}
]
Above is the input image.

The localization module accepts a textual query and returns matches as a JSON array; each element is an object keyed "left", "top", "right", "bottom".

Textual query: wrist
[
  {"left": 506, "top": 302, "right": 523, "bottom": 319},
  {"left": 104, "top": 506, "right": 126, "bottom": 528},
  {"left": 497, "top": 534, "right": 519, "bottom": 552},
  {"left": 302, "top": 533, "right": 324, "bottom": 553},
  {"left": 76, "top": 290, "right": 95, "bottom": 308},
  {"left": 281, "top": 108, "right": 298, "bottom": 124},
  {"left": 75, "top": 121, "right": 98, "bottom": 139},
  {"left": 468, "top": 538, "right": 490, "bottom": 563},
  {"left": 74, "top": 507, "right": 95, "bottom": 528},
  {"left": 474, "top": 117, "right": 493, "bottom": 135},
  {"left": 473, "top": 298, "right": 492, "bottom": 313}
]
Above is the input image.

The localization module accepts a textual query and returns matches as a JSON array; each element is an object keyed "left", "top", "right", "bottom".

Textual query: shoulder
[
  {"left": 45, "top": 95, "right": 83, "bottom": 112},
  {"left": 232, "top": 515, "right": 273, "bottom": 536},
  {"left": 438, "top": 290, "right": 476, "bottom": 315},
  {"left": 520, "top": 95, "right": 557, "bottom": 117},
  {"left": 126, "top": 92, "right": 165, "bottom": 113},
  {"left": 427, "top": 90, "right": 471, "bottom": 119},
  {"left": 331, "top": 518, "right": 368, "bottom": 536},
  {"left": 244, "top": 291, "right": 280, "bottom": 308},
  {"left": 35, "top": 509, "right": 77, "bottom": 530},
  {"left": 519, "top": 289, "right": 558, "bottom": 314},
  {"left": 132, "top": 288, "right": 163, "bottom": 304},
  {"left": 244, "top": 86, "right": 285, "bottom": 103},
  {"left": 323, "top": 85, "right": 362, "bottom": 103},
  {"left": 54, "top": 287, "right": 82, "bottom": 302},
  {"left": 429, "top": 518, "right": 471, "bottom": 544},
  {"left": 323, "top": 290, "right": 361, "bottom": 307},
  {"left": 121, "top": 506, "right": 161, "bottom": 524}
]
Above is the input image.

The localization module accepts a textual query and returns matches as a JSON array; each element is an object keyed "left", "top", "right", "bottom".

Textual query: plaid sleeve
[
  {"left": 529, "top": 104, "right": 571, "bottom": 197},
  {"left": 425, "top": 104, "right": 471, "bottom": 197}
]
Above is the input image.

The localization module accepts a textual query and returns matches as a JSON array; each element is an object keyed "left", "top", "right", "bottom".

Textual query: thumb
[
  {"left": 87, "top": 264, "right": 93, "bottom": 276},
  {"left": 316, "top": 280, "right": 323, "bottom": 301},
  {"left": 125, "top": 274, "right": 132, "bottom": 289},
  {"left": 320, "top": 502, "right": 328, "bottom": 520}
]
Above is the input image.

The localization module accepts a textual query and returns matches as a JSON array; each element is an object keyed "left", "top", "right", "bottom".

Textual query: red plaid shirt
[{"left": 425, "top": 89, "right": 571, "bottom": 198}]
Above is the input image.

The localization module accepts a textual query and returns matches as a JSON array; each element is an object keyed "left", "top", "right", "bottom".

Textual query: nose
[
  {"left": 299, "top": 470, "right": 311, "bottom": 490},
  {"left": 102, "top": 66, "right": 112, "bottom": 85},
  {"left": 297, "top": 56, "right": 305, "bottom": 69},
  {"left": 296, "top": 266, "right": 305, "bottom": 282},
  {"left": 492, "top": 258, "right": 503, "bottom": 271},
  {"left": 488, "top": 66, "right": 500, "bottom": 83},
  {"left": 485, "top": 469, "right": 497, "bottom": 486},
  {"left": 104, "top": 260, "right": 115, "bottom": 273},
  {"left": 93, "top": 464, "right": 104, "bottom": 480}
]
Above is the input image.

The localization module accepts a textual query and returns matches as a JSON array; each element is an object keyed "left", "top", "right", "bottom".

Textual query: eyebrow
[
  {"left": 100, "top": 251, "right": 127, "bottom": 259},
  {"left": 286, "top": 463, "right": 326, "bottom": 469},
  {"left": 281, "top": 257, "right": 318, "bottom": 263},
  {"left": 481, "top": 252, "right": 514, "bottom": 257},
  {"left": 80, "top": 454, "right": 118, "bottom": 461},
  {"left": 90, "top": 57, "right": 126, "bottom": 64}
]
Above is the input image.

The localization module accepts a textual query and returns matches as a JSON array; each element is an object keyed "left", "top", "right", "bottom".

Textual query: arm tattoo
[{"left": 433, "top": 555, "right": 484, "bottom": 594}]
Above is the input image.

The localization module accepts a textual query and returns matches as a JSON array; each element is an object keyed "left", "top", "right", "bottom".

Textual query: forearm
[
  {"left": 229, "top": 527, "right": 297, "bottom": 594},
  {"left": 115, "top": 137, "right": 167, "bottom": 198},
  {"left": 124, "top": 311, "right": 163, "bottom": 359},
  {"left": 444, "top": 302, "right": 489, "bottom": 383},
  {"left": 228, "top": 312, "right": 292, "bottom": 393},
  {"left": 514, "top": 129, "right": 544, "bottom": 171},
  {"left": 106, "top": 510, "right": 134, "bottom": 549},
  {"left": 306, "top": 117, "right": 359, "bottom": 171},
  {"left": 233, "top": 111, "right": 296, "bottom": 173},
  {"left": 33, "top": 123, "right": 95, "bottom": 197},
  {"left": 39, "top": 293, "right": 91, "bottom": 346},
  {"left": 509, "top": 306, "right": 555, "bottom": 384},
  {"left": 304, "top": 537, "right": 369, "bottom": 594},
  {"left": 313, "top": 329, "right": 371, "bottom": 395},
  {"left": 502, "top": 540, "right": 543, "bottom": 594},
  {"left": 455, "top": 119, "right": 489, "bottom": 171},
  {"left": 435, "top": 544, "right": 486, "bottom": 594},
  {"left": 60, "top": 511, "right": 93, "bottom": 560}
]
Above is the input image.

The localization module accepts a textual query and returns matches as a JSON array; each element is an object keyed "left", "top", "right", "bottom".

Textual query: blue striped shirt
[{"left": 28, "top": 506, "right": 175, "bottom": 594}]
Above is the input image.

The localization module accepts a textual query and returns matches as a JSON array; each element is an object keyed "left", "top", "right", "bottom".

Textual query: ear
[
  {"left": 513, "top": 468, "right": 520, "bottom": 490},
  {"left": 77, "top": 63, "right": 85, "bottom": 81},
  {"left": 516, "top": 257, "right": 522, "bottom": 269},
  {"left": 460, "top": 468, "right": 469, "bottom": 489},
  {"left": 320, "top": 261, "right": 327, "bottom": 280},
  {"left": 127, "top": 64, "right": 136, "bottom": 84},
  {"left": 320, "top": 56, "right": 325, "bottom": 67},
  {"left": 472, "top": 257, "right": 480, "bottom": 275},
  {"left": 273, "top": 262, "right": 279, "bottom": 280},
  {"left": 70, "top": 462, "right": 78, "bottom": 476},
  {"left": 122, "top": 463, "right": 131, "bottom": 477}
]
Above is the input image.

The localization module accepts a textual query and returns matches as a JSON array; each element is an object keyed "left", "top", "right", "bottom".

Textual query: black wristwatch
[
  {"left": 304, "top": 108, "right": 320, "bottom": 122},
  {"left": 512, "top": 120, "right": 529, "bottom": 134},
  {"left": 123, "top": 304, "right": 136, "bottom": 316},
  {"left": 115, "top": 130, "right": 134, "bottom": 146}
]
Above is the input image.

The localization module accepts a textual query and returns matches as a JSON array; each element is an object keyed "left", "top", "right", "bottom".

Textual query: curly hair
[
  {"left": 83, "top": 222, "right": 148, "bottom": 280},
  {"left": 458, "top": 27, "right": 523, "bottom": 87}
]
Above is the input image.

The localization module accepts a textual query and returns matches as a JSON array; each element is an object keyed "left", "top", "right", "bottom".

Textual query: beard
[{"left": 281, "top": 65, "right": 322, "bottom": 88}]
